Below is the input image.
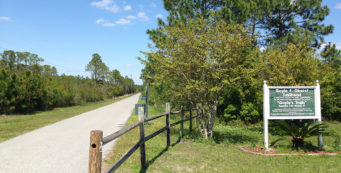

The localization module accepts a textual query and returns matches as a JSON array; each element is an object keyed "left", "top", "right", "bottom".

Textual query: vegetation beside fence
[
  {"left": 101, "top": 102, "right": 341, "bottom": 172},
  {"left": 89, "top": 102, "right": 197, "bottom": 173}
]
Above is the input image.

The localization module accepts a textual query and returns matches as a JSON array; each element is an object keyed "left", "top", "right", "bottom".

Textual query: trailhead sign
[
  {"left": 269, "top": 88, "right": 315, "bottom": 117},
  {"left": 263, "top": 81, "right": 322, "bottom": 149}
]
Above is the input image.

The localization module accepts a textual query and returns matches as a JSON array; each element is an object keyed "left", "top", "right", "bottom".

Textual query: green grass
[
  {"left": 105, "top": 101, "right": 341, "bottom": 173},
  {"left": 0, "top": 94, "right": 133, "bottom": 142}
]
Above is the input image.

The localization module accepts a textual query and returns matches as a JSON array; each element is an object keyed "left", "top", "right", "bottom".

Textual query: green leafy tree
[
  {"left": 140, "top": 18, "right": 254, "bottom": 138},
  {"left": 321, "top": 43, "right": 341, "bottom": 68},
  {"left": 86, "top": 53, "right": 109, "bottom": 84},
  {"left": 109, "top": 69, "right": 124, "bottom": 85},
  {"left": 149, "top": 0, "right": 332, "bottom": 48},
  {"left": 0, "top": 50, "right": 17, "bottom": 71},
  {"left": 319, "top": 43, "right": 341, "bottom": 120},
  {"left": 262, "top": 43, "right": 321, "bottom": 86}
]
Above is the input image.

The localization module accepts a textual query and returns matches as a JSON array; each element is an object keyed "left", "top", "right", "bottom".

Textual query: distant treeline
[{"left": 0, "top": 50, "right": 139, "bottom": 114}]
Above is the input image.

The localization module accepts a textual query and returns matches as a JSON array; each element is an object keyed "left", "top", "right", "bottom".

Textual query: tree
[
  {"left": 86, "top": 53, "right": 109, "bottom": 84},
  {"left": 0, "top": 50, "right": 137, "bottom": 114},
  {"left": 319, "top": 43, "right": 341, "bottom": 120},
  {"left": 140, "top": 18, "right": 254, "bottom": 138},
  {"left": 148, "top": 0, "right": 333, "bottom": 48},
  {"left": 0, "top": 50, "right": 17, "bottom": 71},
  {"left": 321, "top": 43, "right": 341, "bottom": 69},
  {"left": 109, "top": 69, "right": 123, "bottom": 85}
]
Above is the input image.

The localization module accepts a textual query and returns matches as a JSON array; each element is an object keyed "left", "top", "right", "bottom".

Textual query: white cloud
[
  {"left": 319, "top": 43, "right": 327, "bottom": 51},
  {"left": 260, "top": 46, "right": 267, "bottom": 52},
  {"left": 155, "top": 14, "right": 163, "bottom": 19},
  {"left": 336, "top": 42, "right": 341, "bottom": 50},
  {"left": 137, "top": 12, "right": 149, "bottom": 21},
  {"left": 96, "top": 18, "right": 105, "bottom": 24},
  {"left": 95, "top": 18, "right": 116, "bottom": 27},
  {"left": 103, "top": 22, "right": 116, "bottom": 27},
  {"left": 318, "top": 42, "right": 341, "bottom": 51},
  {"left": 0, "top": 16, "right": 11, "bottom": 21},
  {"left": 336, "top": 3, "right": 341, "bottom": 9},
  {"left": 116, "top": 18, "right": 131, "bottom": 25},
  {"left": 123, "top": 5, "right": 132, "bottom": 11},
  {"left": 91, "top": 0, "right": 119, "bottom": 13},
  {"left": 126, "top": 15, "right": 136, "bottom": 19},
  {"left": 91, "top": 0, "right": 112, "bottom": 7}
]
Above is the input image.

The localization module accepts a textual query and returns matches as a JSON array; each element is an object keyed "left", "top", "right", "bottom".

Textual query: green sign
[{"left": 269, "top": 88, "right": 315, "bottom": 117}]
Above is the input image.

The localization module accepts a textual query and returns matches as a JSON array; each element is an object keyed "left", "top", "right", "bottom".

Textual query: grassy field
[
  {"left": 105, "top": 98, "right": 341, "bottom": 173},
  {"left": 0, "top": 94, "right": 133, "bottom": 142}
]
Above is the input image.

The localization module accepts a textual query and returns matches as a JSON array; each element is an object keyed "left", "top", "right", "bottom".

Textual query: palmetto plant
[{"left": 273, "top": 120, "right": 329, "bottom": 148}]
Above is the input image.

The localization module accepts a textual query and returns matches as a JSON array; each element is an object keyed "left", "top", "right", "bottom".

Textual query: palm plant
[{"left": 272, "top": 120, "right": 329, "bottom": 148}]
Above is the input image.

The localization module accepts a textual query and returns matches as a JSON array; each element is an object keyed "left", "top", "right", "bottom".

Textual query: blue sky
[{"left": 0, "top": 0, "right": 341, "bottom": 85}]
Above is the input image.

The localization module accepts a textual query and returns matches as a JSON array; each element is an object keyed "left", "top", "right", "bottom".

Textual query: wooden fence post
[
  {"left": 89, "top": 130, "right": 103, "bottom": 173},
  {"left": 138, "top": 107, "right": 146, "bottom": 169},
  {"left": 180, "top": 108, "right": 184, "bottom": 137},
  {"left": 189, "top": 109, "right": 192, "bottom": 132},
  {"left": 166, "top": 103, "right": 171, "bottom": 146},
  {"left": 196, "top": 104, "right": 199, "bottom": 128}
]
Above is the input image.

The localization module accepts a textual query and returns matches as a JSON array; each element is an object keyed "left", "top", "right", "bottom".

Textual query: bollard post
[
  {"left": 89, "top": 130, "right": 103, "bottom": 173},
  {"left": 138, "top": 107, "right": 146, "bottom": 169},
  {"left": 166, "top": 103, "right": 171, "bottom": 146}
]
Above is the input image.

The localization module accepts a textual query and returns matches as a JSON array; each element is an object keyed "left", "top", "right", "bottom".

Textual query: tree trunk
[{"left": 197, "top": 104, "right": 217, "bottom": 139}]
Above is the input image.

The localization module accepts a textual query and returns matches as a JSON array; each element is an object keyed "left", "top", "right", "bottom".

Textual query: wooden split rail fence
[{"left": 88, "top": 103, "right": 198, "bottom": 173}]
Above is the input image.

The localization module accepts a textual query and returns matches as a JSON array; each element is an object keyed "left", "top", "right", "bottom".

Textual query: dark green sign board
[{"left": 269, "top": 88, "right": 315, "bottom": 117}]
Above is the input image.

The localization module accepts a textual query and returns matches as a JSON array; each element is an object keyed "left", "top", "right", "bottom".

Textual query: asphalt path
[{"left": 0, "top": 93, "right": 140, "bottom": 173}]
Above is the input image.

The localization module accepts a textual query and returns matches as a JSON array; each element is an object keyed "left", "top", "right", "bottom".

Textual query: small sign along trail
[{"left": 263, "top": 81, "right": 322, "bottom": 149}]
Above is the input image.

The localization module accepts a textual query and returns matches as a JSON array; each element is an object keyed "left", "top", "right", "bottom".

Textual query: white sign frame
[{"left": 263, "top": 80, "right": 322, "bottom": 149}]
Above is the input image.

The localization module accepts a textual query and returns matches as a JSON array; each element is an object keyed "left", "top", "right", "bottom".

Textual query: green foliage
[
  {"left": 319, "top": 43, "right": 341, "bottom": 120},
  {"left": 222, "top": 105, "right": 238, "bottom": 124},
  {"left": 239, "top": 102, "right": 259, "bottom": 124},
  {"left": 272, "top": 120, "right": 329, "bottom": 148},
  {"left": 142, "top": 0, "right": 341, "bottom": 125},
  {"left": 142, "top": 2, "right": 341, "bottom": 126},
  {"left": 0, "top": 50, "right": 137, "bottom": 114},
  {"left": 149, "top": 0, "right": 332, "bottom": 48},
  {"left": 141, "top": 18, "right": 255, "bottom": 137},
  {"left": 85, "top": 53, "right": 109, "bottom": 84}
]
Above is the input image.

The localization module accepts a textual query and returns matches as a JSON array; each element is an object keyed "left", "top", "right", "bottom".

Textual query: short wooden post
[
  {"left": 89, "top": 130, "right": 103, "bottom": 173},
  {"left": 166, "top": 103, "right": 171, "bottom": 146},
  {"left": 189, "top": 109, "right": 192, "bottom": 132},
  {"left": 180, "top": 108, "right": 184, "bottom": 137},
  {"left": 138, "top": 107, "right": 146, "bottom": 169}
]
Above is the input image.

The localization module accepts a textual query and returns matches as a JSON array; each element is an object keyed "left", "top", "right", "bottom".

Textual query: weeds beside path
[{"left": 0, "top": 94, "right": 133, "bottom": 142}]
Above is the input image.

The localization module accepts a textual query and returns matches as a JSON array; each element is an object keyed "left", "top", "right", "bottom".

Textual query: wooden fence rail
[{"left": 88, "top": 103, "right": 198, "bottom": 173}]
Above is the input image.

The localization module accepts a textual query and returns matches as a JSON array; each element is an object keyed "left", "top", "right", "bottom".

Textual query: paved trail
[{"left": 0, "top": 94, "right": 140, "bottom": 173}]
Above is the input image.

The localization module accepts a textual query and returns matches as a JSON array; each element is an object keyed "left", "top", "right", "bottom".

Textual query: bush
[{"left": 239, "top": 102, "right": 259, "bottom": 124}]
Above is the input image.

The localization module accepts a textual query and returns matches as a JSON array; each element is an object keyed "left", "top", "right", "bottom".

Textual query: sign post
[{"left": 263, "top": 80, "right": 322, "bottom": 149}]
